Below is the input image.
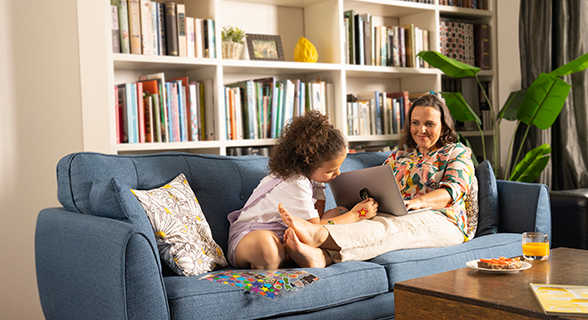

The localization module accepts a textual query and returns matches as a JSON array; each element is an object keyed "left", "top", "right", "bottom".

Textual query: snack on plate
[{"left": 477, "top": 256, "right": 524, "bottom": 269}]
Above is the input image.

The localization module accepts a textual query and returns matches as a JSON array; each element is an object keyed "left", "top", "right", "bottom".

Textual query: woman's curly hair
[
  {"left": 269, "top": 111, "right": 346, "bottom": 180},
  {"left": 400, "top": 93, "right": 458, "bottom": 150}
]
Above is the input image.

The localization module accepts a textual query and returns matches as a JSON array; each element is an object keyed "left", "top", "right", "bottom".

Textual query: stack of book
[
  {"left": 111, "top": 0, "right": 216, "bottom": 58},
  {"left": 343, "top": 11, "right": 430, "bottom": 68},
  {"left": 440, "top": 18, "right": 491, "bottom": 69},
  {"left": 114, "top": 72, "right": 215, "bottom": 144},
  {"left": 439, "top": 0, "right": 489, "bottom": 10},
  {"left": 224, "top": 78, "right": 335, "bottom": 140},
  {"left": 346, "top": 91, "right": 412, "bottom": 136}
]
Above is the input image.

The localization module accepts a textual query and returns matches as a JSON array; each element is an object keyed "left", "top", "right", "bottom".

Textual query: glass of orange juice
[{"left": 522, "top": 232, "right": 549, "bottom": 261}]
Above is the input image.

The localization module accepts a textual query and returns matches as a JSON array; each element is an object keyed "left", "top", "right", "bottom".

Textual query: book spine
[
  {"left": 164, "top": 2, "right": 178, "bottom": 56},
  {"left": 127, "top": 0, "right": 142, "bottom": 54},
  {"left": 175, "top": 80, "right": 185, "bottom": 141},
  {"left": 144, "top": 94, "right": 153, "bottom": 142},
  {"left": 139, "top": 0, "right": 154, "bottom": 55},
  {"left": 151, "top": 1, "right": 159, "bottom": 55},
  {"left": 195, "top": 18, "right": 203, "bottom": 58},
  {"left": 176, "top": 3, "right": 187, "bottom": 56},
  {"left": 136, "top": 81, "right": 145, "bottom": 143},
  {"left": 114, "top": 86, "right": 121, "bottom": 142},
  {"left": 186, "top": 17, "right": 195, "bottom": 58},
  {"left": 111, "top": 5, "right": 121, "bottom": 53},
  {"left": 152, "top": 94, "right": 161, "bottom": 142},
  {"left": 117, "top": 0, "right": 130, "bottom": 53},
  {"left": 207, "top": 19, "right": 216, "bottom": 59},
  {"left": 117, "top": 84, "right": 128, "bottom": 143},
  {"left": 157, "top": 2, "right": 166, "bottom": 55},
  {"left": 189, "top": 83, "right": 198, "bottom": 141}
]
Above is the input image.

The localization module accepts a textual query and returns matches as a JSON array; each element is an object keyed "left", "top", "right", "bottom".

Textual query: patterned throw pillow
[
  {"left": 131, "top": 173, "right": 228, "bottom": 276},
  {"left": 464, "top": 175, "right": 479, "bottom": 239}
]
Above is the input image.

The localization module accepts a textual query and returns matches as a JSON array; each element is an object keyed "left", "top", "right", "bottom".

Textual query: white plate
[{"left": 465, "top": 259, "right": 532, "bottom": 273}]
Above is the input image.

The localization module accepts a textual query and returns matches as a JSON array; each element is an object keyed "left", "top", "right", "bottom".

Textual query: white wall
[
  {"left": 496, "top": 0, "right": 521, "bottom": 175},
  {"left": 1, "top": 0, "right": 84, "bottom": 318}
]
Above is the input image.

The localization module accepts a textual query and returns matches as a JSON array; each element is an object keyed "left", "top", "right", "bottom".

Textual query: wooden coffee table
[{"left": 394, "top": 248, "right": 588, "bottom": 320}]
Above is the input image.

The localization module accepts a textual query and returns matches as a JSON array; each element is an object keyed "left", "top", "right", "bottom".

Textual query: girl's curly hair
[
  {"left": 400, "top": 93, "right": 458, "bottom": 150},
  {"left": 269, "top": 111, "right": 346, "bottom": 180}
]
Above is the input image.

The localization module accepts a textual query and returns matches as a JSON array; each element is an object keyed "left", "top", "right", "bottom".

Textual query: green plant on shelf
[
  {"left": 418, "top": 50, "right": 588, "bottom": 182},
  {"left": 221, "top": 26, "right": 245, "bottom": 44}
]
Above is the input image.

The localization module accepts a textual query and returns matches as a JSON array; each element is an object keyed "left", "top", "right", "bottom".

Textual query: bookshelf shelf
[
  {"left": 438, "top": 6, "right": 493, "bottom": 18},
  {"left": 224, "top": 138, "right": 278, "bottom": 147},
  {"left": 115, "top": 140, "right": 221, "bottom": 152},
  {"left": 345, "top": 0, "right": 435, "bottom": 16},
  {"left": 222, "top": 60, "right": 341, "bottom": 75},
  {"left": 82, "top": 0, "right": 498, "bottom": 157},
  {"left": 113, "top": 54, "right": 219, "bottom": 70},
  {"left": 345, "top": 65, "right": 439, "bottom": 78}
]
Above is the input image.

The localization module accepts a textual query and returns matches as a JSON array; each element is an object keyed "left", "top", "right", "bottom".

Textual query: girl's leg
[
  {"left": 279, "top": 205, "right": 330, "bottom": 247},
  {"left": 233, "top": 230, "right": 287, "bottom": 269},
  {"left": 283, "top": 228, "right": 333, "bottom": 268}
]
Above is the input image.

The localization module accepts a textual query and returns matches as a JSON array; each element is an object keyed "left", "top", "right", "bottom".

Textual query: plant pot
[{"left": 222, "top": 41, "right": 244, "bottom": 60}]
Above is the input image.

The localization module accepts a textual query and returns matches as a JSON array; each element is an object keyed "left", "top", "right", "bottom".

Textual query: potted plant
[
  {"left": 417, "top": 50, "right": 588, "bottom": 182},
  {"left": 221, "top": 26, "right": 245, "bottom": 60}
]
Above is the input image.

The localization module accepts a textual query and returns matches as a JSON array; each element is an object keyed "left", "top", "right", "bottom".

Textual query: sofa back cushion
[{"left": 475, "top": 160, "right": 499, "bottom": 237}]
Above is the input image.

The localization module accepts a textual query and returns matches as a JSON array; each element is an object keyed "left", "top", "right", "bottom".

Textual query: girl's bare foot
[
  {"left": 278, "top": 204, "right": 329, "bottom": 247},
  {"left": 284, "top": 228, "right": 328, "bottom": 268}
]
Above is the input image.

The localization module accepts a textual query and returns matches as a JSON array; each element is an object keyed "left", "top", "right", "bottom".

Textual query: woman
[{"left": 279, "top": 94, "right": 478, "bottom": 268}]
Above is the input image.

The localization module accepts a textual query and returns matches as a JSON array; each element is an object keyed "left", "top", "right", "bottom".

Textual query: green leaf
[
  {"left": 498, "top": 89, "right": 526, "bottom": 121},
  {"left": 550, "top": 52, "right": 588, "bottom": 77},
  {"left": 517, "top": 73, "right": 571, "bottom": 129},
  {"left": 417, "top": 51, "right": 480, "bottom": 78},
  {"left": 441, "top": 92, "right": 481, "bottom": 124},
  {"left": 510, "top": 144, "right": 551, "bottom": 181}
]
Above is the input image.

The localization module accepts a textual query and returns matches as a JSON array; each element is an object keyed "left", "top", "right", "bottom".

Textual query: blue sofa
[{"left": 35, "top": 152, "right": 551, "bottom": 320}]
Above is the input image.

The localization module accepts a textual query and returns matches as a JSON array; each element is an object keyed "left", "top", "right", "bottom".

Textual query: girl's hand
[
  {"left": 404, "top": 198, "right": 427, "bottom": 210},
  {"left": 351, "top": 198, "right": 378, "bottom": 220}
]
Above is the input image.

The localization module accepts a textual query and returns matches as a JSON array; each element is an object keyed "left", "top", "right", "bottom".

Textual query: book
[
  {"left": 204, "top": 79, "right": 215, "bottom": 140},
  {"left": 530, "top": 283, "right": 588, "bottom": 317},
  {"left": 127, "top": 0, "right": 142, "bottom": 54},
  {"left": 195, "top": 18, "right": 204, "bottom": 58},
  {"left": 116, "top": 84, "right": 128, "bottom": 143},
  {"left": 113, "top": 0, "right": 130, "bottom": 54},
  {"left": 136, "top": 81, "right": 145, "bottom": 143},
  {"left": 111, "top": 5, "right": 120, "bottom": 53},
  {"left": 185, "top": 17, "right": 195, "bottom": 58},
  {"left": 164, "top": 2, "right": 178, "bottom": 56},
  {"left": 139, "top": 0, "right": 154, "bottom": 55},
  {"left": 176, "top": 3, "right": 187, "bottom": 57},
  {"left": 139, "top": 72, "right": 168, "bottom": 142},
  {"left": 157, "top": 2, "right": 166, "bottom": 55}
]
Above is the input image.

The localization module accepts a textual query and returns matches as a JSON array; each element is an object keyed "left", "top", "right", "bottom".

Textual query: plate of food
[{"left": 466, "top": 257, "right": 532, "bottom": 273}]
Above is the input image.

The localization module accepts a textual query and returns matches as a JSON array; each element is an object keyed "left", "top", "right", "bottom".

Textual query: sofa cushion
[
  {"left": 475, "top": 160, "right": 499, "bottom": 236},
  {"left": 369, "top": 233, "right": 522, "bottom": 290},
  {"left": 131, "top": 173, "right": 228, "bottom": 276},
  {"left": 164, "top": 261, "right": 388, "bottom": 320}
]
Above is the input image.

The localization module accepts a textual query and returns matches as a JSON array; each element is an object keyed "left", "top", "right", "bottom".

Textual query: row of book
[
  {"left": 346, "top": 91, "right": 413, "bottom": 136},
  {"left": 115, "top": 72, "right": 215, "bottom": 144},
  {"left": 439, "top": 0, "right": 489, "bottom": 9},
  {"left": 440, "top": 19, "right": 491, "bottom": 69},
  {"left": 224, "top": 78, "right": 335, "bottom": 140},
  {"left": 111, "top": 0, "right": 216, "bottom": 58},
  {"left": 399, "top": 0, "right": 434, "bottom": 4},
  {"left": 344, "top": 11, "right": 430, "bottom": 68}
]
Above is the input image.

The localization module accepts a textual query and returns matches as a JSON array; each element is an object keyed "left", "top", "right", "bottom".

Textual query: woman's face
[
  {"left": 410, "top": 105, "right": 443, "bottom": 153},
  {"left": 309, "top": 149, "right": 347, "bottom": 183}
]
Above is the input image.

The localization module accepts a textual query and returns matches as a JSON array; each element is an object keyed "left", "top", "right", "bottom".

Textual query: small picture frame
[{"left": 246, "top": 34, "right": 284, "bottom": 61}]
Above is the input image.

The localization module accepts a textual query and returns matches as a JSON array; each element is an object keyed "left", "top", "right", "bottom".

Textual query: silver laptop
[{"left": 329, "top": 165, "right": 430, "bottom": 216}]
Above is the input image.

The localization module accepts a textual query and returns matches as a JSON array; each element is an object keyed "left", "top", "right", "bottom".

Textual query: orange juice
[{"left": 522, "top": 242, "right": 549, "bottom": 258}]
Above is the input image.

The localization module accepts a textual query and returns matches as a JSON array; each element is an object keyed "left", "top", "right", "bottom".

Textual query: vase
[{"left": 222, "top": 41, "right": 244, "bottom": 60}]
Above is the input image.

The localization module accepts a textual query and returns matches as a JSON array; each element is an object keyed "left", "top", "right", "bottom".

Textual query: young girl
[{"left": 227, "top": 111, "right": 378, "bottom": 270}]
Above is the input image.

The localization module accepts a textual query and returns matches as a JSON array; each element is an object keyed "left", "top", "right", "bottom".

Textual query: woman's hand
[
  {"left": 404, "top": 198, "right": 428, "bottom": 210},
  {"left": 350, "top": 198, "right": 378, "bottom": 220}
]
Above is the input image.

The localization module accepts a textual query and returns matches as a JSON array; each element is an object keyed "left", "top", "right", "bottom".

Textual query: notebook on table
[{"left": 329, "top": 165, "right": 430, "bottom": 216}]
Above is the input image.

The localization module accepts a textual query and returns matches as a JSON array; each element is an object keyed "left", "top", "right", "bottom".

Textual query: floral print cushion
[{"left": 131, "top": 173, "right": 228, "bottom": 276}]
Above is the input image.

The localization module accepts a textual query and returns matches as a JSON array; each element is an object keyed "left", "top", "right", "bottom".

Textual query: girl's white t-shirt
[{"left": 234, "top": 174, "right": 324, "bottom": 225}]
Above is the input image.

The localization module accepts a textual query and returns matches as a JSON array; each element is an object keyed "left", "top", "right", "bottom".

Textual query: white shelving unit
[{"left": 76, "top": 0, "right": 497, "bottom": 156}]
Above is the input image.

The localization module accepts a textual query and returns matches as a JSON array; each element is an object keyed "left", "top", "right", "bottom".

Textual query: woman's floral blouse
[{"left": 384, "top": 142, "right": 477, "bottom": 240}]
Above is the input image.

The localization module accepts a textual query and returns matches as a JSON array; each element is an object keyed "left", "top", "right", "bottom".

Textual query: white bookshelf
[{"left": 77, "top": 0, "right": 498, "bottom": 156}]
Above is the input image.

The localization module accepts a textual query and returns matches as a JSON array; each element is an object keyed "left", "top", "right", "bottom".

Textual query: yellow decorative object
[{"left": 294, "top": 37, "right": 318, "bottom": 62}]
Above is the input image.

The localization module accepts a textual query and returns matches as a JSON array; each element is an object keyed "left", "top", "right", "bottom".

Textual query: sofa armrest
[
  {"left": 35, "top": 208, "right": 169, "bottom": 320},
  {"left": 497, "top": 180, "right": 551, "bottom": 240}
]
